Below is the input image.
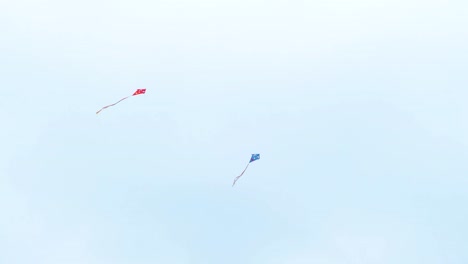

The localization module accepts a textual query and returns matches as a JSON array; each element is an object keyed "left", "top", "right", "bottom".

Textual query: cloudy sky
[{"left": 1, "top": 0, "right": 467, "bottom": 263}]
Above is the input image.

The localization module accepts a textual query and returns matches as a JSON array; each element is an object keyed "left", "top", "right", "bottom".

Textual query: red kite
[{"left": 96, "top": 89, "right": 146, "bottom": 114}]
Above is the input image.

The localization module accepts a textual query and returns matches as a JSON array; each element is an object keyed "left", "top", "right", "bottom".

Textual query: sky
[{"left": 1, "top": 0, "right": 467, "bottom": 263}]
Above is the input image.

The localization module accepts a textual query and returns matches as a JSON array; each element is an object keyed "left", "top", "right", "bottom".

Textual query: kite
[
  {"left": 232, "top": 154, "right": 260, "bottom": 186},
  {"left": 96, "top": 88, "right": 146, "bottom": 114}
]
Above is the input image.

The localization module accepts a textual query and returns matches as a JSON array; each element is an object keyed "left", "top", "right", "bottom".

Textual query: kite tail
[
  {"left": 232, "top": 163, "right": 250, "bottom": 187},
  {"left": 96, "top": 96, "right": 130, "bottom": 114}
]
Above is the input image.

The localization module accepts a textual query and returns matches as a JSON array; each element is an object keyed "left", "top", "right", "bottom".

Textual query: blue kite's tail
[{"left": 232, "top": 163, "right": 250, "bottom": 187}]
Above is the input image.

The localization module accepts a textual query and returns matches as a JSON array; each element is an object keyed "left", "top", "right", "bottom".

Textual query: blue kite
[{"left": 232, "top": 154, "right": 260, "bottom": 186}]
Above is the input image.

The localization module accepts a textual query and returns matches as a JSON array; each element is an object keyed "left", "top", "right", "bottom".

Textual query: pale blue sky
[{"left": 1, "top": 0, "right": 467, "bottom": 263}]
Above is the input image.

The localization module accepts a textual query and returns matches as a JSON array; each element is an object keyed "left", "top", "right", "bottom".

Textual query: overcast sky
[{"left": 1, "top": 0, "right": 467, "bottom": 263}]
